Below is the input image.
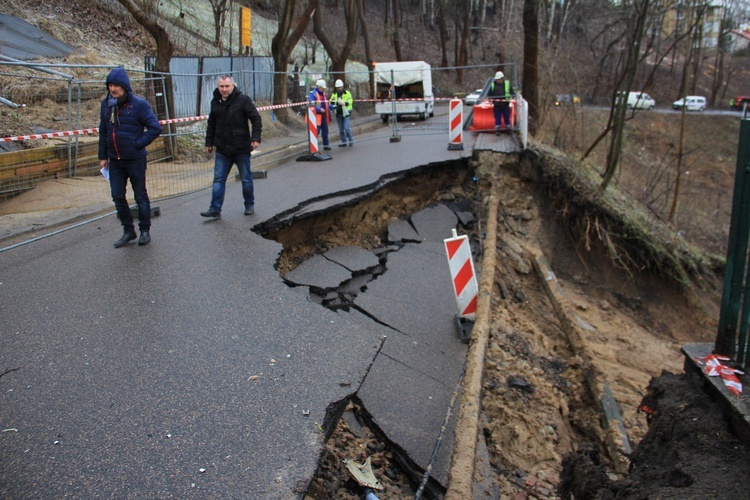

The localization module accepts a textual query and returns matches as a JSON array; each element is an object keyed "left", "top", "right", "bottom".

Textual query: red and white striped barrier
[
  {"left": 306, "top": 105, "right": 319, "bottom": 154},
  {"left": 448, "top": 99, "right": 463, "bottom": 150},
  {"left": 444, "top": 228, "right": 478, "bottom": 320}
]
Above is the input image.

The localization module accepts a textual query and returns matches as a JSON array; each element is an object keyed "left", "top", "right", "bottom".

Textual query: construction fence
[{"left": 0, "top": 60, "right": 517, "bottom": 248}]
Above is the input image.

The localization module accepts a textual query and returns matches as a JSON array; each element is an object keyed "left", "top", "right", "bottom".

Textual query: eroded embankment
[{"left": 254, "top": 145, "right": 720, "bottom": 499}]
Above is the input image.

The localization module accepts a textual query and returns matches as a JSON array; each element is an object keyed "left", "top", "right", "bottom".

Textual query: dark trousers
[
  {"left": 109, "top": 157, "right": 150, "bottom": 232},
  {"left": 317, "top": 119, "right": 330, "bottom": 146},
  {"left": 493, "top": 104, "right": 511, "bottom": 130}
]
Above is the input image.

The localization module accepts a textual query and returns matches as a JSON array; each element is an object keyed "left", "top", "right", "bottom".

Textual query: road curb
[
  {"left": 446, "top": 192, "right": 499, "bottom": 499},
  {"left": 250, "top": 118, "right": 385, "bottom": 173}
]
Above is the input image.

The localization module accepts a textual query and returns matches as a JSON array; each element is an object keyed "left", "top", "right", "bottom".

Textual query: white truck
[{"left": 374, "top": 61, "right": 435, "bottom": 123}]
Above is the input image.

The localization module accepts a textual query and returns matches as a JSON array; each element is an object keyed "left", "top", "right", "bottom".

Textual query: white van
[
  {"left": 673, "top": 96, "right": 706, "bottom": 112},
  {"left": 374, "top": 61, "right": 434, "bottom": 122},
  {"left": 615, "top": 91, "right": 656, "bottom": 110}
]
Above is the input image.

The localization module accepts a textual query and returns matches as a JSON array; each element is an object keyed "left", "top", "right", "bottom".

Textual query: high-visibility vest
[{"left": 490, "top": 80, "right": 512, "bottom": 100}]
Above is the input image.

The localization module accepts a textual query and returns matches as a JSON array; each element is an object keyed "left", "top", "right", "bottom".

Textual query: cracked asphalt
[{"left": 0, "top": 122, "right": 477, "bottom": 498}]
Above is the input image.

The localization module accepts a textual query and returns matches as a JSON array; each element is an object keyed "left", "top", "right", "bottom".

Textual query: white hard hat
[
  {"left": 315, "top": 79, "right": 327, "bottom": 89},
  {"left": 335, "top": 79, "right": 344, "bottom": 88},
  {"left": 494, "top": 71, "right": 504, "bottom": 80}
]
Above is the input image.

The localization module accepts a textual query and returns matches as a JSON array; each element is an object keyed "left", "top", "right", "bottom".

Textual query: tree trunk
[
  {"left": 546, "top": 0, "right": 556, "bottom": 47},
  {"left": 391, "top": 0, "right": 403, "bottom": 60},
  {"left": 437, "top": 0, "right": 449, "bottom": 67},
  {"left": 456, "top": 0, "right": 470, "bottom": 84},
  {"left": 209, "top": 0, "right": 229, "bottom": 53},
  {"left": 271, "top": 0, "right": 319, "bottom": 123},
  {"left": 313, "top": 0, "right": 357, "bottom": 77},
  {"left": 356, "top": 0, "right": 375, "bottom": 98},
  {"left": 115, "top": 0, "right": 175, "bottom": 155},
  {"left": 522, "top": 0, "right": 539, "bottom": 135},
  {"left": 601, "top": 0, "right": 650, "bottom": 191}
]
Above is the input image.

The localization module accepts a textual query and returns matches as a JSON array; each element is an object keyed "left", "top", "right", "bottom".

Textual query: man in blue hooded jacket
[{"left": 99, "top": 67, "right": 162, "bottom": 248}]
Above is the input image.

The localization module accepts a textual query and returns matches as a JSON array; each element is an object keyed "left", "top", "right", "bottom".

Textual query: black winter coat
[{"left": 205, "top": 87, "right": 262, "bottom": 156}]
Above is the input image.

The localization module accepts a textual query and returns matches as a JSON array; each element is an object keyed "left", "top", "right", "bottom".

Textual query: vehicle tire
[
  {"left": 381, "top": 114, "right": 388, "bottom": 124},
  {"left": 649, "top": 105, "right": 654, "bottom": 110},
  {"left": 700, "top": 107, "right": 705, "bottom": 112}
]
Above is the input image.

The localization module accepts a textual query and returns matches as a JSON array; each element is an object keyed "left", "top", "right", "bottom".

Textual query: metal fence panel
[
  {"left": 169, "top": 57, "right": 201, "bottom": 119},
  {"left": 716, "top": 118, "right": 750, "bottom": 368}
]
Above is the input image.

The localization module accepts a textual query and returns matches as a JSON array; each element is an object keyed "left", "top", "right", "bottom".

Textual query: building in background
[{"left": 659, "top": 0, "right": 723, "bottom": 49}]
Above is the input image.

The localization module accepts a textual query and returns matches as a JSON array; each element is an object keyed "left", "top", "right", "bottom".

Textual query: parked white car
[
  {"left": 615, "top": 91, "right": 656, "bottom": 110},
  {"left": 464, "top": 89, "right": 483, "bottom": 106},
  {"left": 673, "top": 96, "right": 706, "bottom": 111}
]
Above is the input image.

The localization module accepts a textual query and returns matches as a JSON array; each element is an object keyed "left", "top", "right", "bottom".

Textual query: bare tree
[
  {"left": 356, "top": 0, "right": 375, "bottom": 97},
  {"left": 600, "top": 0, "right": 651, "bottom": 191},
  {"left": 456, "top": 0, "right": 471, "bottom": 84},
  {"left": 208, "top": 0, "right": 230, "bottom": 53},
  {"left": 391, "top": 0, "right": 404, "bottom": 60},
  {"left": 114, "top": 0, "right": 175, "bottom": 125},
  {"left": 523, "top": 0, "right": 539, "bottom": 134},
  {"left": 437, "top": 0, "right": 449, "bottom": 67},
  {"left": 271, "top": 0, "right": 319, "bottom": 122},
  {"left": 313, "top": 0, "right": 358, "bottom": 77}
]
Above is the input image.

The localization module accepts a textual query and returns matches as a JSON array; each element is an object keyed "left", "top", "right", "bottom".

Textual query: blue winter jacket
[{"left": 98, "top": 68, "right": 161, "bottom": 161}]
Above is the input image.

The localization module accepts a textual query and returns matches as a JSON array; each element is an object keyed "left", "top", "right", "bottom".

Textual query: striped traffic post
[
  {"left": 307, "top": 104, "right": 319, "bottom": 154},
  {"left": 444, "top": 228, "right": 478, "bottom": 338},
  {"left": 448, "top": 98, "right": 464, "bottom": 150},
  {"left": 296, "top": 104, "right": 331, "bottom": 161}
]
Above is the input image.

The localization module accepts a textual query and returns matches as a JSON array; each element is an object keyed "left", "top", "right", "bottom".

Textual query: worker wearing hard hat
[
  {"left": 309, "top": 79, "right": 332, "bottom": 150},
  {"left": 487, "top": 71, "right": 515, "bottom": 134},
  {"left": 330, "top": 79, "right": 354, "bottom": 147}
]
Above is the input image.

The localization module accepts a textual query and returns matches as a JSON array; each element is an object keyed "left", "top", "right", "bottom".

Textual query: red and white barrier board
[
  {"left": 444, "top": 228, "right": 478, "bottom": 319},
  {"left": 307, "top": 105, "right": 319, "bottom": 154},
  {"left": 448, "top": 99, "right": 463, "bottom": 150}
]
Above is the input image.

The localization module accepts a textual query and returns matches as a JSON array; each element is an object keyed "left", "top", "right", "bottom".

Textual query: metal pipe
[
  {"left": 0, "top": 55, "right": 75, "bottom": 80},
  {"left": 0, "top": 96, "right": 20, "bottom": 108}
]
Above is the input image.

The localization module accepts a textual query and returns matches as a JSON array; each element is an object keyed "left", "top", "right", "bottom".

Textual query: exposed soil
[
  {"left": 272, "top": 150, "right": 747, "bottom": 499},
  {"left": 560, "top": 371, "right": 750, "bottom": 499}
]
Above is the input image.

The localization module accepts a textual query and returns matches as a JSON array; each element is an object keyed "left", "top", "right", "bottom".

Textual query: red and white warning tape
[
  {"left": 0, "top": 97, "right": 476, "bottom": 143},
  {"left": 696, "top": 353, "right": 745, "bottom": 397},
  {"left": 0, "top": 101, "right": 310, "bottom": 143}
]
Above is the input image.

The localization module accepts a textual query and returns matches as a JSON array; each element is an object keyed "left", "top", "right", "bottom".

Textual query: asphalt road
[{"left": 0, "top": 121, "right": 475, "bottom": 498}]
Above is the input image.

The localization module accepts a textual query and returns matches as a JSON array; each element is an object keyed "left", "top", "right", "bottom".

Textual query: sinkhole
[{"left": 253, "top": 158, "right": 486, "bottom": 498}]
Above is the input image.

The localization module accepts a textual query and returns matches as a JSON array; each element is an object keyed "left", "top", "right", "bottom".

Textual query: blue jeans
[
  {"left": 336, "top": 114, "right": 353, "bottom": 144},
  {"left": 209, "top": 151, "right": 254, "bottom": 213},
  {"left": 109, "top": 157, "right": 150, "bottom": 232}
]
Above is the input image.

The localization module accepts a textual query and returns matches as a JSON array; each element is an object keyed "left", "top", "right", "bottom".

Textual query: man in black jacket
[{"left": 202, "top": 75, "right": 263, "bottom": 218}]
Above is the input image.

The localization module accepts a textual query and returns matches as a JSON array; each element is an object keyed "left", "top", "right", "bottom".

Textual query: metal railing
[{"left": 716, "top": 116, "right": 750, "bottom": 369}]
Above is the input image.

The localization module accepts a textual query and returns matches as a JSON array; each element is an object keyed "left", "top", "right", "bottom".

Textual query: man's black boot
[
  {"left": 138, "top": 231, "right": 151, "bottom": 246},
  {"left": 114, "top": 230, "right": 137, "bottom": 248}
]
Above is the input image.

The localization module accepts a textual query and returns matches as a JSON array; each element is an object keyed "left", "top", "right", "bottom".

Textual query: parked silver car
[{"left": 464, "top": 89, "right": 483, "bottom": 106}]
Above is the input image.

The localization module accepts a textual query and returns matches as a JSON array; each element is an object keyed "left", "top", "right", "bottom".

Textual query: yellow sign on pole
[{"left": 240, "top": 7, "right": 252, "bottom": 48}]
